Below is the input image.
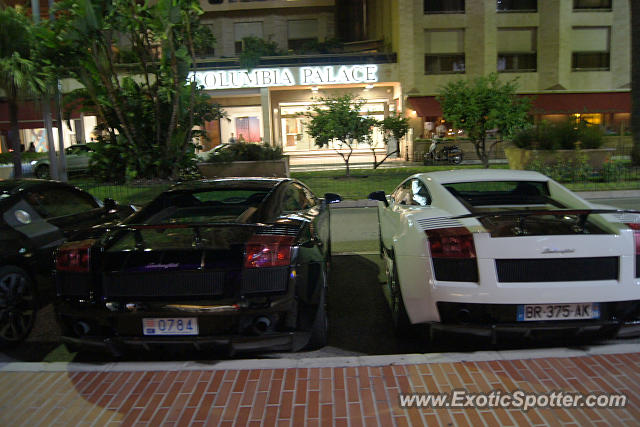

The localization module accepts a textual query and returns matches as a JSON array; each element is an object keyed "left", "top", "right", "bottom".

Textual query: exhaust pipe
[
  {"left": 456, "top": 309, "right": 471, "bottom": 324},
  {"left": 252, "top": 316, "right": 272, "bottom": 335},
  {"left": 73, "top": 321, "right": 90, "bottom": 337}
]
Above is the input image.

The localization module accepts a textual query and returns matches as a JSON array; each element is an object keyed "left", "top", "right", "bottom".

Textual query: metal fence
[{"left": 72, "top": 165, "right": 640, "bottom": 206}]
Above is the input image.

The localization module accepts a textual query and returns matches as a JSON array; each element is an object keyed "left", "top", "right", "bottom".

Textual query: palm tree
[
  {"left": 631, "top": 1, "right": 640, "bottom": 165},
  {"left": 0, "top": 7, "right": 50, "bottom": 178}
]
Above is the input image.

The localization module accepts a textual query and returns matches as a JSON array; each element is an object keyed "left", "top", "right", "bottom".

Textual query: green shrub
[
  {"left": 511, "top": 120, "right": 604, "bottom": 150},
  {"left": 577, "top": 122, "right": 605, "bottom": 149},
  {"left": 0, "top": 152, "right": 47, "bottom": 164},
  {"left": 205, "top": 142, "right": 283, "bottom": 163},
  {"left": 511, "top": 125, "right": 537, "bottom": 149},
  {"left": 597, "top": 158, "right": 627, "bottom": 182}
]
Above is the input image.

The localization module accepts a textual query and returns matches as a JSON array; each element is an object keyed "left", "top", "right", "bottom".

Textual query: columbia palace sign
[{"left": 189, "top": 64, "right": 379, "bottom": 90}]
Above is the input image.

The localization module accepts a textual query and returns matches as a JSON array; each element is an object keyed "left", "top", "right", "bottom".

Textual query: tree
[
  {"left": 372, "top": 113, "right": 409, "bottom": 169},
  {"left": 631, "top": 1, "right": 640, "bottom": 165},
  {"left": 45, "top": 0, "right": 224, "bottom": 181},
  {"left": 0, "top": 7, "right": 52, "bottom": 178},
  {"left": 438, "top": 73, "right": 531, "bottom": 168},
  {"left": 305, "top": 94, "right": 377, "bottom": 176}
]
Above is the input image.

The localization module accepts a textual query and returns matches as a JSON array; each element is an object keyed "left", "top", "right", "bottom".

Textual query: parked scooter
[{"left": 423, "top": 138, "right": 463, "bottom": 165}]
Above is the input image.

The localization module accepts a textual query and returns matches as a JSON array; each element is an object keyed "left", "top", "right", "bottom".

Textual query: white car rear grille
[
  {"left": 416, "top": 217, "right": 463, "bottom": 231},
  {"left": 496, "top": 257, "right": 619, "bottom": 282}
]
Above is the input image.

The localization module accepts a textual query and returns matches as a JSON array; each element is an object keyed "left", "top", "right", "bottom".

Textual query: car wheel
[
  {"left": 0, "top": 266, "right": 37, "bottom": 347},
  {"left": 306, "top": 267, "right": 328, "bottom": 350},
  {"left": 388, "top": 259, "right": 411, "bottom": 334},
  {"left": 35, "top": 164, "right": 50, "bottom": 179},
  {"left": 450, "top": 154, "right": 463, "bottom": 165}
]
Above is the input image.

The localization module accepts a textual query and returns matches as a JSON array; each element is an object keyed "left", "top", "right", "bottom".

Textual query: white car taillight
[
  {"left": 425, "top": 227, "right": 477, "bottom": 258},
  {"left": 626, "top": 223, "right": 640, "bottom": 254},
  {"left": 425, "top": 227, "right": 478, "bottom": 282}
]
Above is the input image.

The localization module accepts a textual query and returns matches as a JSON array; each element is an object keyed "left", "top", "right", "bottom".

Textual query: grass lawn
[{"left": 291, "top": 164, "right": 507, "bottom": 199}]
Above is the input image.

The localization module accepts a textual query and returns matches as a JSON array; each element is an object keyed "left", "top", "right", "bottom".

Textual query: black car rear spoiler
[{"left": 119, "top": 222, "right": 265, "bottom": 230}]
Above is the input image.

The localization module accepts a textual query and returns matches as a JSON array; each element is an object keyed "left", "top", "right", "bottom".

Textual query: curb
[{"left": 1, "top": 342, "right": 638, "bottom": 373}]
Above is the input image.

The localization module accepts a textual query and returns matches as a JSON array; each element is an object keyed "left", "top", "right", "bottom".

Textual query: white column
[{"left": 261, "top": 87, "right": 271, "bottom": 145}]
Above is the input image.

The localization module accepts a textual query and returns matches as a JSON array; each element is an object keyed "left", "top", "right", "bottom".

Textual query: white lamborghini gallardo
[{"left": 369, "top": 169, "right": 640, "bottom": 340}]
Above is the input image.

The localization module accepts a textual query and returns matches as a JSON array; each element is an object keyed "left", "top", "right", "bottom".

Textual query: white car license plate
[
  {"left": 517, "top": 303, "right": 600, "bottom": 322},
  {"left": 142, "top": 318, "right": 199, "bottom": 335}
]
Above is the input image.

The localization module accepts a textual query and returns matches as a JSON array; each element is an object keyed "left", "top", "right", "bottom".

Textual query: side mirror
[
  {"left": 103, "top": 197, "right": 117, "bottom": 212},
  {"left": 368, "top": 190, "right": 389, "bottom": 207},
  {"left": 324, "top": 193, "right": 342, "bottom": 205}
]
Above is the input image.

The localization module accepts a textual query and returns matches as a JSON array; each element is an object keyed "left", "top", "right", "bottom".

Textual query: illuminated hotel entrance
[{"left": 191, "top": 63, "right": 403, "bottom": 163}]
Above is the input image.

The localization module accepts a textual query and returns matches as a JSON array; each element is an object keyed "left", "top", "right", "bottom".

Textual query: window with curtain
[
  {"left": 571, "top": 27, "right": 610, "bottom": 70},
  {"left": 234, "top": 22, "right": 263, "bottom": 54},
  {"left": 497, "top": 28, "right": 537, "bottom": 72},
  {"left": 287, "top": 19, "right": 318, "bottom": 51},
  {"left": 424, "top": 29, "right": 465, "bottom": 74}
]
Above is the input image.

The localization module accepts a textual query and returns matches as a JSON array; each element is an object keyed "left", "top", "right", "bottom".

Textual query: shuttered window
[
  {"left": 234, "top": 22, "right": 263, "bottom": 53},
  {"left": 497, "top": 28, "right": 537, "bottom": 72},
  {"left": 287, "top": 19, "right": 318, "bottom": 51},
  {"left": 571, "top": 27, "right": 610, "bottom": 70},
  {"left": 424, "top": 30, "right": 465, "bottom": 74}
]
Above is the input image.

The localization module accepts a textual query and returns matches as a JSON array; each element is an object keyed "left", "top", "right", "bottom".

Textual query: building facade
[
  {"left": 0, "top": 0, "right": 633, "bottom": 164},
  {"left": 400, "top": 0, "right": 631, "bottom": 147},
  {"left": 193, "top": 0, "right": 402, "bottom": 165}
]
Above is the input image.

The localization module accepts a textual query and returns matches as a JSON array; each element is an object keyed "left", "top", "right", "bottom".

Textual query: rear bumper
[
  {"left": 55, "top": 295, "right": 313, "bottom": 355},
  {"left": 61, "top": 332, "right": 299, "bottom": 356},
  {"left": 428, "top": 319, "right": 633, "bottom": 343}
]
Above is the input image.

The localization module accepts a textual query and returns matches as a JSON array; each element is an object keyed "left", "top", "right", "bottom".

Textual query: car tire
[
  {"left": 306, "top": 268, "right": 328, "bottom": 350},
  {"left": 0, "top": 266, "right": 37, "bottom": 347},
  {"left": 388, "top": 259, "right": 411, "bottom": 335},
  {"left": 35, "top": 164, "right": 50, "bottom": 179}
]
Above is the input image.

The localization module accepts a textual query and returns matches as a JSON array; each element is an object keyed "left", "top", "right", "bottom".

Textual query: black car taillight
[
  {"left": 425, "top": 227, "right": 478, "bottom": 282},
  {"left": 56, "top": 240, "right": 94, "bottom": 273},
  {"left": 244, "top": 235, "right": 296, "bottom": 268},
  {"left": 626, "top": 223, "right": 640, "bottom": 277}
]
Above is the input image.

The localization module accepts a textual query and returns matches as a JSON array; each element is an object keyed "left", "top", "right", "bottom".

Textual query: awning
[
  {"left": 526, "top": 92, "right": 631, "bottom": 115},
  {"left": 0, "top": 100, "right": 86, "bottom": 133},
  {"left": 407, "top": 96, "right": 442, "bottom": 117},
  {"left": 407, "top": 92, "right": 631, "bottom": 118}
]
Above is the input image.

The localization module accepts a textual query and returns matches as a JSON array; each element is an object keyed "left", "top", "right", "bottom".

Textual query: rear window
[
  {"left": 443, "top": 181, "right": 554, "bottom": 207},
  {"left": 131, "top": 188, "right": 270, "bottom": 225}
]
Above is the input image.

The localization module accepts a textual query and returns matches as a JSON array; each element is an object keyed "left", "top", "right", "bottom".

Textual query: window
[
  {"left": 25, "top": 188, "right": 98, "bottom": 218},
  {"left": 287, "top": 19, "right": 318, "bottom": 51},
  {"left": 424, "top": 30, "right": 465, "bottom": 74},
  {"left": 424, "top": 0, "right": 465, "bottom": 14},
  {"left": 234, "top": 22, "right": 263, "bottom": 54},
  {"left": 573, "top": 0, "right": 611, "bottom": 10},
  {"left": 497, "top": 0, "right": 537, "bottom": 12},
  {"left": 283, "top": 184, "right": 312, "bottom": 212},
  {"left": 391, "top": 179, "right": 431, "bottom": 206},
  {"left": 497, "top": 28, "right": 537, "bottom": 72},
  {"left": 571, "top": 27, "right": 610, "bottom": 71}
]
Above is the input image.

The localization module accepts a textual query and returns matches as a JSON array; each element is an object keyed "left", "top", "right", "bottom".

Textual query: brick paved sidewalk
[{"left": 0, "top": 352, "right": 638, "bottom": 426}]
